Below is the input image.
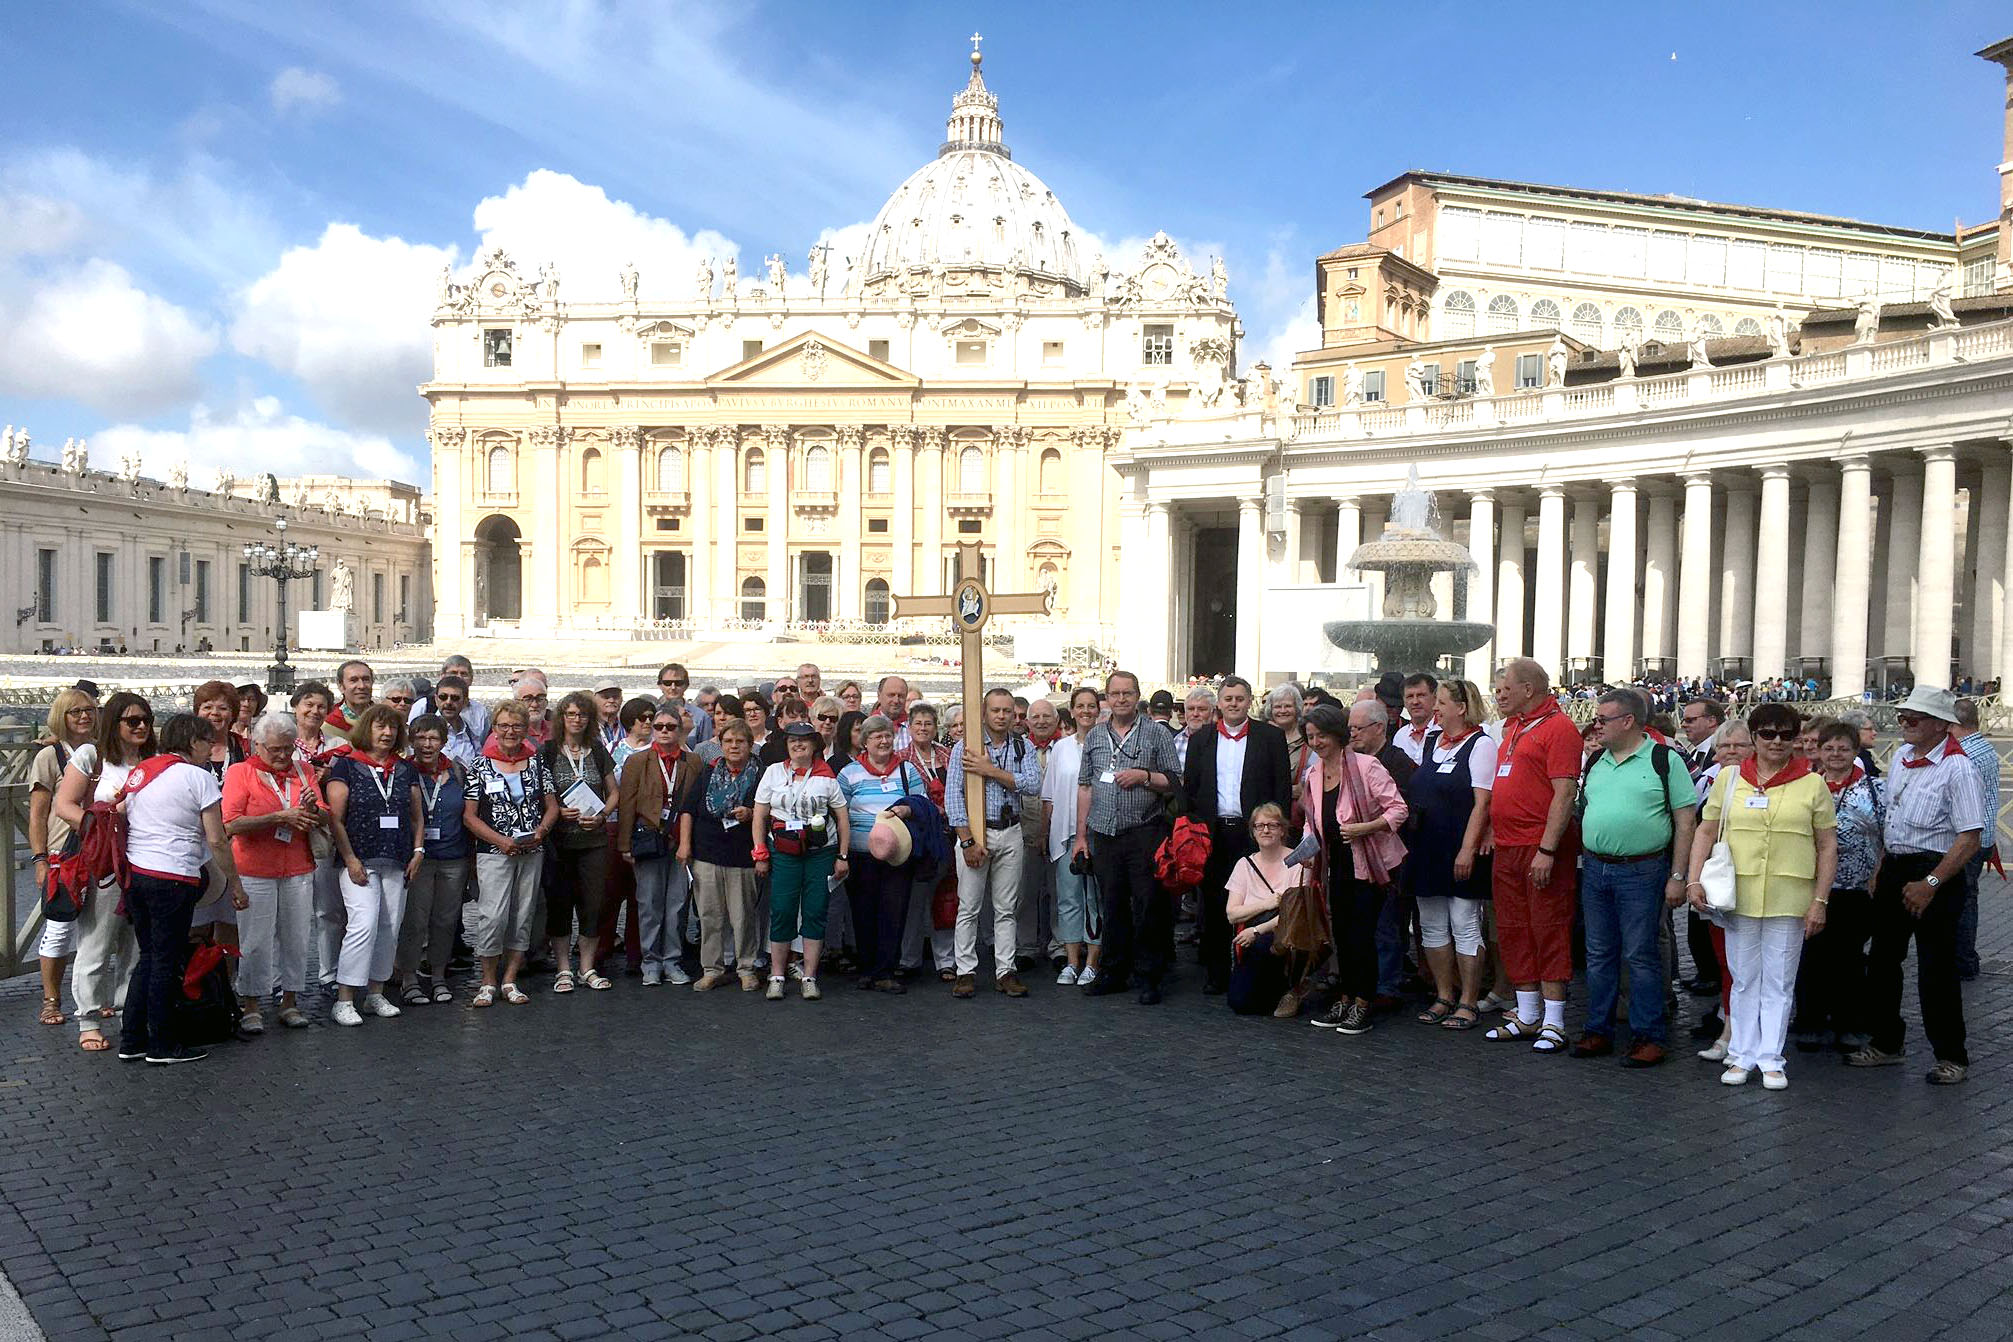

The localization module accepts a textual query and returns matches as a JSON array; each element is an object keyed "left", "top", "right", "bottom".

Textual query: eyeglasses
[
  {"left": 1895, "top": 712, "right": 1927, "bottom": 726},
  {"left": 1251, "top": 821, "right": 1285, "bottom": 832},
  {"left": 651, "top": 722, "right": 681, "bottom": 732},
  {"left": 659, "top": 679, "right": 687, "bottom": 689},
  {"left": 66, "top": 707, "right": 96, "bottom": 718},
  {"left": 385, "top": 696, "right": 413, "bottom": 707},
  {"left": 1751, "top": 728, "right": 1798, "bottom": 741},
  {"left": 521, "top": 693, "right": 547, "bottom": 703},
  {"left": 1594, "top": 712, "right": 1631, "bottom": 725},
  {"left": 120, "top": 714, "right": 150, "bottom": 726},
  {"left": 816, "top": 713, "right": 838, "bottom": 723}
]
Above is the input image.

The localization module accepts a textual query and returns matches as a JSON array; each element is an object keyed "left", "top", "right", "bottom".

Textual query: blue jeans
[
  {"left": 633, "top": 857, "right": 692, "bottom": 974},
  {"left": 1959, "top": 850, "right": 1986, "bottom": 978},
  {"left": 1580, "top": 854, "right": 1672, "bottom": 1044},
  {"left": 1375, "top": 889, "right": 1407, "bottom": 996}
]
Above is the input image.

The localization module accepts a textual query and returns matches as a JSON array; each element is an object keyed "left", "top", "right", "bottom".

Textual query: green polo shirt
[{"left": 1580, "top": 740, "right": 1696, "bottom": 857}]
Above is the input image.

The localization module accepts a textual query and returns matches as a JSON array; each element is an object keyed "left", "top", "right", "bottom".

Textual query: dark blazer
[{"left": 1183, "top": 719, "right": 1295, "bottom": 823}]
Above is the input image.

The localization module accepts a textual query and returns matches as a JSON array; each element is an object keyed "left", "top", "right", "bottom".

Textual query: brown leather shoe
[
  {"left": 995, "top": 972, "right": 1029, "bottom": 998},
  {"left": 1570, "top": 1033, "right": 1613, "bottom": 1059},
  {"left": 952, "top": 974, "right": 977, "bottom": 999},
  {"left": 1273, "top": 986, "right": 1305, "bottom": 1019},
  {"left": 1622, "top": 1041, "right": 1667, "bottom": 1068}
]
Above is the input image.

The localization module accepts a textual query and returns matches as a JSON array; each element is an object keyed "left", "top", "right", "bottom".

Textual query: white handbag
[{"left": 1698, "top": 771, "right": 1739, "bottom": 911}]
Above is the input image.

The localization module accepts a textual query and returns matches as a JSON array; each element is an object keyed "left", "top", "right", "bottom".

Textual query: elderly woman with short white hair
[
  {"left": 222, "top": 712, "right": 327, "bottom": 1031},
  {"left": 1266, "top": 683, "right": 1308, "bottom": 782}
]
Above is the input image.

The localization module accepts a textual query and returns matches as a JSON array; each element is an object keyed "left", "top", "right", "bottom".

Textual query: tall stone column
[
  {"left": 1278, "top": 499, "right": 1306, "bottom": 587},
  {"left": 1915, "top": 446, "right": 1957, "bottom": 689},
  {"left": 1642, "top": 486, "right": 1677, "bottom": 667},
  {"left": 612, "top": 426, "right": 643, "bottom": 623},
  {"left": 1119, "top": 500, "right": 1150, "bottom": 672},
  {"left": 763, "top": 425, "right": 789, "bottom": 623},
  {"left": 430, "top": 426, "right": 466, "bottom": 636},
  {"left": 1718, "top": 482, "right": 1756, "bottom": 663},
  {"left": 713, "top": 427, "right": 739, "bottom": 619},
  {"left": 1566, "top": 492, "right": 1599, "bottom": 674},
  {"left": 837, "top": 426, "right": 863, "bottom": 620},
  {"left": 686, "top": 430, "right": 711, "bottom": 624},
  {"left": 1603, "top": 480, "right": 1638, "bottom": 682},
  {"left": 1236, "top": 495, "right": 1265, "bottom": 678},
  {"left": 890, "top": 426, "right": 916, "bottom": 598},
  {"left": 1496, "top": 499, "right": 1526, "bottom": 662},
  {"left": 920, "top": 427, "right": 946, "bottom": 592},
  {"left": 1532, "top": 485, "right": 1567, "bottom": 678},
  {"left": 1333, "top": 496, "right": 1361, "bottom": 579},
  {"left": 1465, "top": 490, "right": 1495, "bottom": 683},
  {"left": 2000, "top": 443, "right": 2013, "bottom": 687},
  {"left": 527, "top": 425, "right": 565, "bottom": 631},
  {"left": 1146, "top": 500, "right": 1175, "bottom": 681},
  {"left": 1832, "top": 455, "right": 1873, "bottom": 700},
  {"left": 1751, "top": 464, "right": 1792, "bottom": 681},
  {"left": 1884, "top": 463, "right": 1922, "bottom": 659},
  {"left": 1798, "top": 474, "right": 1838, "bottom": 668},
  {"left": 1969, "top": 458, "right": 2009, "bottom": 684},
  {"left": 1677, "top": 474, "right": 1714, "bottom": 680},
  {"left": 994, "top": 425, "right": 1023, "bottom": 591}
]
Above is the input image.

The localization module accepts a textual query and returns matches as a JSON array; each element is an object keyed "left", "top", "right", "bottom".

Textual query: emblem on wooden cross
[{"left": 892, "top": 540, "right": 1054, "bottom": 856}]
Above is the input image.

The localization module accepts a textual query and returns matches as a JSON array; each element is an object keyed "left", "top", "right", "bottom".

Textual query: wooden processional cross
[{"left": 891, "top": 539, "right": 1054, "bottom": 856}]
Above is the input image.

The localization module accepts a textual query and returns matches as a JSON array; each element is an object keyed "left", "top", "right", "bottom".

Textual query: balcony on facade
[{"left": 945, "top": 490, "right": 994, "bottom": 515}]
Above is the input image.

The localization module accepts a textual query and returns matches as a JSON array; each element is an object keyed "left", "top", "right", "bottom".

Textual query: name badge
[
  {"left": 378, "top": 815, "right": 401, "bottom": 829},
  {"left": 425, "top": 826, "right": 442, "bottom": 842},
  {"left": 1744, "top": 794, "right": 1771, "bottom": 810},
  {"left": 486, "top": 779, "right": 508, "bottom": 795},
  {"left": 786, "top": 818, "right": 804, "bottom": 832},
  {"left": 661, "top": 805, "right": 673, "bottom": 822},
  {"left": 721, "top": 817, "right": 740, "bottom": 830},
  {"left": 1438, "top": 759, "right": 1460, "bottom": 774},
  {"left": 1496, "top": 764, "right": 1513, "bottom": 778},
  {"left": 275, "top": 827, "right": 295, "bottom": 844},
  {"left": 1100, "top": 770, "right": 1117, "bottom": 784}
]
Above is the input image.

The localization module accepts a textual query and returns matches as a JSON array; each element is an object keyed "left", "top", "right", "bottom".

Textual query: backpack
[
  {"left": 176, "top": 943, "right": 243, "bottom": 1045},
  {"left": 1573, "top": 741, "right": 1690, "bottom": 847},
  {"left": 1154, "top": 815, "right": 1213, "bottom": 895},
  {"left": 46, "top": 754, "right": 186, "bottom": 921}
]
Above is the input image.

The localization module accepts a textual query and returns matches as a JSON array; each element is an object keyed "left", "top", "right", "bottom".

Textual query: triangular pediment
[{"left": 706, "top": 331, "right": 920, "bottom": 388}]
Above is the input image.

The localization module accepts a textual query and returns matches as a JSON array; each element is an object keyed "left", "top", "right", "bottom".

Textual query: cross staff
[{"left": 893, "top": 539, "right": 1053, "bottom": 856}]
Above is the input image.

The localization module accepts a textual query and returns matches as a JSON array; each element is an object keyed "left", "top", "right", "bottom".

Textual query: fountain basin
[{"left": 1323, "top": 618, "right": 1494, "bottom": 674}]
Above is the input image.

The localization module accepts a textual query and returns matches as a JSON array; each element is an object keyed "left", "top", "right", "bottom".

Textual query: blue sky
[{"left": 0, "top": 0, "right": 2005, "bottom": 486}]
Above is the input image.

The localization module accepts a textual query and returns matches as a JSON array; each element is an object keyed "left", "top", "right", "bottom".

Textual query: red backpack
[
  {"left": 1153, "top": 815, "right": 1213, "bottom": 895},
  {"left": 44, "top": 754, "right": 184, "bottom": 921}
]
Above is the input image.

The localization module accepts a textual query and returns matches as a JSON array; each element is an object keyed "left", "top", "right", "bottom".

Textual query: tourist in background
[
  {"left": 1794, "top": 720, "right": 1884, "bottom": 1053},
  {"left": 541, "top": 692, "right": 618, "bottom": 993},
  {"left": 616, "top": 704, "right": 699, "bottom": 986},
  {"left": 1017, "top": 697, "right": 1063, "bottom": 971},
  {"left": 190, "top": 680, "right": 249, "bottom": 952},
  {"left": 1300, "top": 703, "right": 1409, "bottom": 1035},
  {"left": 611, "top": 697, "right": 657, "bottom": 774},
  {"left": 1403, "top": 678, "right": 1496, "bottom": 1032},
  {"left": 324, "top": 705, "right": 425, "bottom": 1027},
  {"left": 396, "top": 714, "right": 470, "bottom": 1006},
  {"left": 54, "top": 691, "right": 155, "bottom": 1052},
  {"left": 464, "top": 699, "right": 557, "bottom": 1008},
  {"left": 898, "top": 700, "right": 957, "bottom": 980},
  {"left": 223, "top": 712, "right": 325, "bottom": 1032},
  {"left": 836, "top": 681, "right": 863, "bottom": 714},
  {"left": 742, "top": 692, "right": 774, "bottom": 757},
  {"left": 1173, "top": 687, "right": 1214, "bottom": 775},
  {"left": 696, "top": 692, "right": 743, "bottom": 764},
  {"left": 27, "top": 689, "right": 96, "bottom": 1028},
  {"left": 1395, "top": 673, "right": 1438, "bottom": 765},
  {"left": 593, "top": 680, "right": 626, "bottom": 751},
  {"left": 1952, "top": 698, "right": 1997, "bottom": 981},
  {"left": 1045, "top": 686, "right": 1102, "bottom": 987},
  {"left": 753, "top": 722, "right": 851, "bottom": 1001},
  {"left": 687, "top": 719, "right": 763, "bottom": 991},
  {"left": 428, "top": 676, "right": 483, "bottom": 767},
  {"left": 1687, "top": 701, "right": 1836, "bottom": 1090}
]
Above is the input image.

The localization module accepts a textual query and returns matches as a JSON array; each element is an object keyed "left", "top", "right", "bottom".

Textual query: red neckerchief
[
  {"left": 1824, "top": 763, "right": 1866, "bottom": 795},
  {"left": 1027, "top": 729, "right": 1060, "bottom": 750},
  {"left": 253, "top": 752, "right": 296, "bottom": 778},
  {"left": 787, "top": 758, "right": 836, "bottom": 782},
  {"left": 1437, "top": 724, "right": 1478, "bottom": 747},
  {"left": 413, "top": 753, "right": 453, "bottom": 778},
  {"left": 1217, "top": 719, "right": 1250, "bottom": 742},
  {"left": 482, "top": 739, "right": 534, "bottom": 764},
  {"left": 1739, "top": 755, "right": 1812, "bottom": 790},
  {"left": 1901, "top": 734, "right": 1963, "bottom": 769},
  {"left": 1405, "top": 719, "right": 1430, "bottom": 743},
  {"left": 652, "top": 744, "right": 684, "bottom": 768},
  {"left": 356, "top": 750, "right": 400, "bottom": 783},
  {"left": 1501, "top": 695, "right": 1562, "bottom": 759},
  {"left": 853, "top": 752, "right": 902, "bottom": 779},
  {"left": 327, "top": 704, "right": 366, "bottom": 733}
]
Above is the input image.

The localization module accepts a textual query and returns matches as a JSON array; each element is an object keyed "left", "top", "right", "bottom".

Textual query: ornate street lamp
[{"left": 242, "top": 517, "right": 318, "bottom": 691}]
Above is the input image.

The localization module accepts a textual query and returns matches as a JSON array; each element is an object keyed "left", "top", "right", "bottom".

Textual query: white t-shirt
[
  {"left": 754, "top": 762, "right": 846, "bottom": 837},
  {"left": 1427, "top": 730, "right": 1499, "bottom": 791},
  {"left": 1043, "top": 734, "right": 1086, "bottom": 862},
  {"left": 1395, "top": 719, "right": 1435, "bottom": 765},
  {"left": 68, "top": 744, "right": 137, "bottom": 805},
  {"left": 124, "top": 760, "right": 222, "bottom": 879}
]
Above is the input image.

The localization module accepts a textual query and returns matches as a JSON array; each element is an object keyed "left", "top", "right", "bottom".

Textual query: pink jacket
[{"left": 1300, "top": 751, "right": 1409, "bottom": 882}]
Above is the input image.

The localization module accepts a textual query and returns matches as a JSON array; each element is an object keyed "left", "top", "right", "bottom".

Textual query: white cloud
[
  {"left": 270, "top": 66, "right": 341, "bottom": 117},
  {"left": 468, "top": 169, "right": 738, "bottom": 301},
  {"left": 0, "top": 192, "right": 87, "bottom": 258},
  {"left": 94, "top": 396, "right": 420, "bottom": 486},
  {"left": 0, "top": 259, "right": 218, "bottom": 416},
  {"left": 230, "top": 222, "right": 454, "bottom": 436}
]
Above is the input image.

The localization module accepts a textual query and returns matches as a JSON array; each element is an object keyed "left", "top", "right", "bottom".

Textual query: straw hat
[{"left": 868, "top": 811, "right": 914, "bottom": 865}]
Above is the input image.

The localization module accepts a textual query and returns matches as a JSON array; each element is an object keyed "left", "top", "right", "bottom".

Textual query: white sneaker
[
  {"left": 332, "top": 1001, "right": 363, "bottom": 1027},
  {"left": 1056, "top": 964, "right": 1080, "bottom": 986},
  {"left": 1077, "top": 965, "right": 1100, "bottom": 988},
  {"left": 363, "top": 993, "right": 401, "bottom": 1019},
  {"left": 666, "top": 965, "right": 692, "bottom": 986},
  {"left": 640, "top": 965, "right": 661, "bottom": 986}
]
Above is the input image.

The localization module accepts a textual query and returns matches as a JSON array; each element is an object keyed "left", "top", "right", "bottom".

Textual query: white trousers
[
  {"left": 239, "top": 873, "right": 314, "bottom": 997},
  {"left": 336, "top": 863, "right": 407, "bottom": 989},
  {"left": 954, "top": 827, "right": 1024, "bottom": 977},
  {"left": 1725, "top": 912, "right": 1805, "bottom": 1073},
  {"left": 1417, "top": 895, "right": 1484, "bottom": 955},
  {"left": 70, "top": 880, "right": 134, "bottom": 1033}
]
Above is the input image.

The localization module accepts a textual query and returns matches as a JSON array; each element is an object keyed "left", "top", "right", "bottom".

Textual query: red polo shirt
[{"left": 1492, "top": 695, "right": 1584, "bottom": 847}]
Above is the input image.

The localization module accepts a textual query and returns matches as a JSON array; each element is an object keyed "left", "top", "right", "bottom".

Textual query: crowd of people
[{"left": 20, "top": 651, "right": 1996, "bottom": 1084}]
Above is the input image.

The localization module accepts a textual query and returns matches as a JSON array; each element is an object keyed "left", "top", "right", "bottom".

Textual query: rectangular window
[
  {"left": 96, "top": 552, "right": 114, "bottom": 624},
  {"left": 581, "top": 342, "right": 603, "bottom": 367},
  {"left": 868, "top": 339, "right": 890, "bottom": 362},
  {"left": 655, "top": 518, "right": 680, "bottom": 531},
  {"left": 194, "top": 559, "right": 211, "bottom": 624},
  {"left": 398, "top": 574, "right": 410, "bottom": 624},
  {"left": 741, "top": 339, "right": 764, "bottom": 361},
  {"left": 148, "top": 556, "right": 165, "bottom": 624},
  {"left": 36, "top": 548, "right": 57, "bottom": 622},
  {"left": 744, "top": 516, "right": 764, "bottom": 533},
  {"left": 1455, "top": 360, "right": 1477, "bottom": 395},
  {"left": 1688, "top": 235, "right": 1727, "bottom": 288},
  {"left": 867, "top": 518, "right": 888, "bottom": 534},
  {"left": 1418, "top": 364, "right": 1441, "bottom": 397},
  {"left": 1480, "top": 212, "right": 1522, "bottom": 266},
  {"left": 372, "top": 573, "right": 384, "bottom": 625},
  {"left": 956, "top": 519, "right": 982, "bottom": 535},
  {"left": 1141, "top": 324, "right": 1174, "bottom": 365},
  {"left": 312, "top": 570, "right": 324, "bottom": 609},
  {"left": 1648, "top": 231, "right": 1687, "bottom": 282},
  {"left": 1524, "top": 217, "right": 1565, "bottom": 271},
  {"left": 1727, "top": 240, "right": 1765, "bottom": 290},
  {"left": 1515, "top": 353, "right": 1542, "bottom": 389},
  {"left": 482, "top": 328, "right": 512, "bottom": 367},
  {"left": 1565, "top": 220, "right": 1606, "bottom": 275},
  {"left": 238, "top": 563, "right": 251, "bottom": 623},
  {"left": 1608, "top": 227, "right": 1648, "bottom": 278},
  {"left": 1041, "top": 340, "right": 1064, "bottom": 366},
  {"left": 1768, "top": 244, "right": 1806, "bottom": 294},
  {"left": 1361, "top": 370, "right": 1386, "bottom": 403},
  {"left": 1311, "top": 375, "right": 1335, "bottom": 408},
  {"left": 955, "top": 339, "right": 987, "bottom": 365},
  {"left": 650, "top": 341, "right": 683, "bottom": 366}
]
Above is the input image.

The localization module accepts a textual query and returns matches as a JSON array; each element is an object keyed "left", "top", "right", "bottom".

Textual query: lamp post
[{"left": 242, "top": 517, "right": 318, "bottom": 692}]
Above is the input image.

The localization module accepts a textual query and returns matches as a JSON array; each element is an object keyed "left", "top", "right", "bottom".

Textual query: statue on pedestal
[
  {"left": 1403, "top": 355, "right": 1429, "bottom": 402},
  {"left": 1928, "top": 274, "right": 1958, "bottom": 330},
  {"left": 1211, "top": 255, "right": 1227, "bottom": 299},
  {"left": 619, "top": 261, "right": 639, "bottom": 302},
  {"left": 1473, "top": 347, "right": 1497, "bottom": 396},
  {"left": 1686, "top": 315, "right": 1713, "bottom": 369},
  {"left": 1763, "top": 309, "right": 1791, "bottom": 360},
  {"left": 694, "top": 255, "right": 713, "bottom": 300},
  {"left": 168, "top": 460, "right": 189, "bottom": 492},
  {"left": 1614, "top": 337, "right": 1637, "bottom": 380},
  {"left": 721, "top": 255, "right": 737, "bottom": 301},
  {"left": 765, "top": 253, "right": 787, "bottom": 294},
  {"left": 1545, "top": 334, "right": 1569, "bottom": 387},
  {"left": 330, "top": 559, "right": 354, "bottom": 612},
  {"left": 62, "top": 437, "right": 87, "bottom": 475},
  {"left": 1341, "top": 362, "right": 1364, "bottom": 406},
  {"left": 1850, "top": 293, "right": 1880, "bottom": 345}
]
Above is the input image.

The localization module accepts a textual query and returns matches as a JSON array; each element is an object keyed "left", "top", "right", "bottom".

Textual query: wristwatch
[
  {"left": 1924, "top": 874, "right": 1941, "bottom": 889},
  {"left": 960, "top": 837, "right": 976, "bottom": 849}
]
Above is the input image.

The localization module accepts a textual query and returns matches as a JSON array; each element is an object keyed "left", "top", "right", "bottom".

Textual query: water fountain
[{"left": 1323, "top": 468, "right": 1494, "bottom": 674}]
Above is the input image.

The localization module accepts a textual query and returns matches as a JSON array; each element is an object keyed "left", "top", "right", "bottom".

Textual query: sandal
[
  {"left": 79, "top": 1030, "right": 109, "bottom": 1052},
  {"left": 1441, "top": 1004, "right": 1481, "bottom": 1031},
  {"left": 1485, "top": 1015, "right": 1540, "bottom": 1041},
  {"left": 471, "top": 985, "right": 497, "bottom": 1009},
  {"left": 939, "top": 969, "right": 957, "bottom": 983},
  {"left": 552, "top": 970, "right": 575, "bottom": 994},
  {"left": 432, "top": 984, "right": 454, "bottom": 1004},
  {"left": 39, "top": 997, "right": 65, "bottom": 1026},
  {"left": 581, "top": 971, "right": 613, "bottom": 991},
  {"left": 96, "top": 1007, "right": 118, "bottom": 1020},
  {"left": 501, "top": 983, "right": 529, "bottom": 1005},
  {"left": 400, "top": 984, "right": 428, "bottom": 1007},
  {"left": 1415, "top": 997, "right": 1456, "bottom": 1025},
  {"left": 1531, "top": 1022, "right": 1569, "bottom": 1054}
]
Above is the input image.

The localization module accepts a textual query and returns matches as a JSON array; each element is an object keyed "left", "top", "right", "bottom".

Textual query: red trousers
[{"left": 1491, "top": 842, "right": 1578, "bottom": 984}]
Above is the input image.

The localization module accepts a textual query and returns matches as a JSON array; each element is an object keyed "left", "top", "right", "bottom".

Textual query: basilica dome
[{"left": 854, "top": 46, "right": 1088, "bottom": 295}]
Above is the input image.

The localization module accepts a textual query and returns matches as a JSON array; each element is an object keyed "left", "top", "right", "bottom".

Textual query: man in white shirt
[
  {"left": 1850, "top": 686, "right": 1986, "bottom": 1084},
  {"left": 1396, "top": 673, "right": 1438, "bottom": 765}
]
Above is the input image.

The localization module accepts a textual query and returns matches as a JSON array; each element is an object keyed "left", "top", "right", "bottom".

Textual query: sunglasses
[
  {"left": 120, "top": 714, "right": 151, "bottom": 726},
  {"left": 659, "top": 680, "right": 686, "bottom": 689},
  {"left": 385, "top": 696, "right": 413, "bottom": 706},
  {"left": 1751, "top": 728, "right": 1798, "bottom": 741},
  {"left": 651, "top": 722, "right": 681, "bottom": 732},
  {"left": 1895, "top": 713, "right": 1927, "bottom": 725},
  {"left": 815, "top": 713, "right": 838, "bottom": 723}
]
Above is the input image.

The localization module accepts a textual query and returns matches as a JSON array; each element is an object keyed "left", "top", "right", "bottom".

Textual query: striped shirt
[
  {"left": 945, "top": 734, "right": 1041, "bottom": 832},
  {"left": 1076, "top": 717, "right": 1179, "bottom": 837},
  {"left": 1883, "top": 737, "right": 1988, "bottom": 856},
  {"left": 1958, "top": 731, "right": 2000, "bottom": 852}
]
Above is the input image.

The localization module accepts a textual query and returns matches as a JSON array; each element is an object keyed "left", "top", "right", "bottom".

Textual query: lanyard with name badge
[
  {"left": 362, "top": 759, "right": 403, "bottom": 829},
  {"left": 1497, "top": 709, "right": 1557, "bottom": 778},
  {"left": 263, "top": 767, "right": 303, "bottom": 842}
]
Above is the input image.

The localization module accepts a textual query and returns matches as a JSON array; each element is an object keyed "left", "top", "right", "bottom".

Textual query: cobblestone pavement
[{"left": 0, "top": 887, "right": 2008, "bottom": 1342}]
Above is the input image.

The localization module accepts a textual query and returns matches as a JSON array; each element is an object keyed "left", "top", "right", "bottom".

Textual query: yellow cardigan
[{"left": 1703, "top": 769, "right": 1836, "bottom": 918}]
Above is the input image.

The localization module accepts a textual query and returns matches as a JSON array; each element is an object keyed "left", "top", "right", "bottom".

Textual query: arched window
[
  {"left": 744, "top": 447, "right": 766, "bottom": 493},
  {"left": 1570, "top": 302, "right": 1603, "bottom": 344},
  {"left": 579, "top": 447, "right": 604, "bottom": 494},
  {"left": 1733, "top": 317, "right": 1764, "bottom": 338},
  {"left": 660, "top": 445, "right": 686, "bottom": 490},
  {"left": 867, "top": 447, "right": 891, "bottom": 494},
  {"left": 958, "top": 446, "right": 985, "bottom": 493},
  {"left": 1697, "top": 314, "right": 1725, "bottom": 336},
  {"left": 804, "top": 444, "right": 833, "bottom": 491},
  {"left": 864, "top": 578, "right": 890, "bottom": 625},
  {"left": 1440, "top": 290, "right": 1476, "bottom": 339},
  {"left": 486, "top": 445, "right": 513, "bottom": 493},
  {"left": 1651, "top": 309, "right": 1684, "bottom": 344},
  {"left": 1529, "top": 299, "right": 1562, "bottom": 331},
  {"left": 1039, "top": 447, "right": 1062, "bottom": 494},
  {"left": 740, "top": 576, "right": 766, "bottom": 620},
  {"left": 1613, "top": 307, "right": 1645, "bottom": 342},
  {"left": 1484, "top": 294, "right": 1519, "bottom": 335}
]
